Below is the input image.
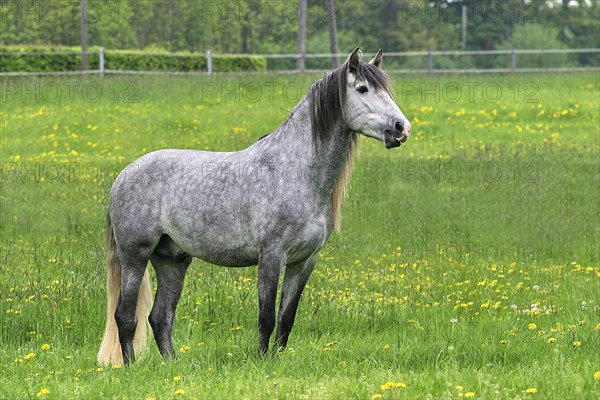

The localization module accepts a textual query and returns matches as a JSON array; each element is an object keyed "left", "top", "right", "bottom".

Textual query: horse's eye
[{"left": 357, "top": 86, "right": 369, "bottom": 94}]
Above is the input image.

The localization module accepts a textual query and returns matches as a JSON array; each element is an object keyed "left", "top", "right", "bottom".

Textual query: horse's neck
[{"left": 265, "top": 97, "right": 353, "bottom": 198}]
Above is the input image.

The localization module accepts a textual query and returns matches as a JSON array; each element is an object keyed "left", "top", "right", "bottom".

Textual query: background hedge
[{"left": 0, "top": 46, "right": 267, "bottom": 73}]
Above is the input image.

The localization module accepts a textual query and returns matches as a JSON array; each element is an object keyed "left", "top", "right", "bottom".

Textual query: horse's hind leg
[
  {"left": 275, "top": 255, "right": 317, "bottom": 349},
  {"left": 257, "top": 249, "right": 285, "bottom": 353},
  {"left": 149, "top": 253, "right": 191, "bottom": 360},
  {"left": 115, "top": 248, "right": 152, "bottom": 364}
]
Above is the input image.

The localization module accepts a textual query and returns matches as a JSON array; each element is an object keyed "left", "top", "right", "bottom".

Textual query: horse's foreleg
[
  {"left": 257, "top": 250, "right": 284, "bottom": 353},
  {"left": 275, "top": 255, "right": 316, "bottom": 350},
  {"left": 115, "top": 252, "right": 151, "bottom": 365},
  {"left": 149, "top": 254, "right": 191, "bottom": 360}
]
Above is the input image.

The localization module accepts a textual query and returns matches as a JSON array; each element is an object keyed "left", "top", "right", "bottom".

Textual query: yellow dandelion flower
[
  {"left": 594, "top": 371, "right": 600, "bottom": 380},
  {"left": 395, "top": 382, "right": 407, "bottom": 388},
  {"left": 525, "top": 387, "right": 538, "bottom": 393},
  {"left": 112, "top": 364, "right": 123, "bottom": 369},
  {"left": 24, "top": 352, "right": 36, "bottom": 360},
  {"left": 456, "top": 386, "right": 464, "bottom": 390},
  {"left": 547, "top": 337, "right": 556, "bottom": 343},
  {"left": 145, "top": 398, "right": 156, "bottom": 400},
  {"left": 371, "top": 395, "right": 382, "bottom": 400},
  {"left": 465, "top": 392, "right": 475, "bottom": 398},
  {"left": 380, "top": 381, "right": 395, "bottom": 390},
  {"left": 528, "top": 323, "right": 537, "bottom": 330},
  {"left": 41, "top": 343, "right": 51, "bottom": 350},
  {"left": 572, "top": 341, "right": 582, "bottom": 347},
  {"left": 173, "top": 375, "right": 182, "bottom": 381},
  {"left": 36, "top": 388, "right": 49, "bottom": 397},
  {"left": 175, "top": 389, "right": 185, "bottom": 395}
]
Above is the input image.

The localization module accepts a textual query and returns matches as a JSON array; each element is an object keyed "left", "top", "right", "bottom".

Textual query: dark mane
[{"left": 307, "top": 60, "right": 394, "bottom": 147}]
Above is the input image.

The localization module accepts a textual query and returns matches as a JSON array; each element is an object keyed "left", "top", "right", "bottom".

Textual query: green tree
[{"left": 499, "top": 24, "right": 574, "bottom": 68}]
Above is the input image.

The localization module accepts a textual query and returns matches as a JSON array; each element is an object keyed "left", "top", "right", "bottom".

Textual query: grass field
[{"left": 1, "top": 71, "right": 598, "bottom": 399}]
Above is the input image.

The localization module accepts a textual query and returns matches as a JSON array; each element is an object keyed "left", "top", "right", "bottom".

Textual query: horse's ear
[
  {"left": 347, "top": 47, "right": 362, "bottom": 73},
  {"left": 369, "top": 49, "right": 383, "bottom": 67}
]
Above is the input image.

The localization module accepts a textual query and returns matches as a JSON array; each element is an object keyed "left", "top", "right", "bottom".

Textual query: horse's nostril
[{"left": 395, "top": 121, "right": 404, "bottom": 133}]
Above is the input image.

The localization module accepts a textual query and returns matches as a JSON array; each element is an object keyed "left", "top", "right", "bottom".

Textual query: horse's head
[{"left": 343, "top": 48, "right": 411, "bottom": 149}]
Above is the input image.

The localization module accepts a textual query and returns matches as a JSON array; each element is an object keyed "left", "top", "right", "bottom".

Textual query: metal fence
[{"left": 1, "top": 47, "right": 598, "bottom": 77}]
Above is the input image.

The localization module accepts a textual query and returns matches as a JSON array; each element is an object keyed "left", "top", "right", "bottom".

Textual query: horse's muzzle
[{"left": 384, "top": 130, "right": 409, "bottom": 149}]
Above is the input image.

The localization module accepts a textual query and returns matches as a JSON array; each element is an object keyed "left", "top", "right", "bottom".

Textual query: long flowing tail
[{"left": 97, "top": 213, "right": 153, "bottom": 366}]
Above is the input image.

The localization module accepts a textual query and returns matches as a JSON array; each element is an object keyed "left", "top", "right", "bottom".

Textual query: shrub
[{"left": 0, "top": 46, "right": 266, "bottom": 73}]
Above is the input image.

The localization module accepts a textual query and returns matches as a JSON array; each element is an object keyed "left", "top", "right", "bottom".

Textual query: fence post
[
  {"left": 207, "top": 50, "right": 212, "bottom": 76},
  {"left": 428, "top": 48, "right": 433, "bottom": 73},
  {"left": 99, "top": 46, "right": 105, "bottom": 79},
  {"left": 511, "top": 46, "right": 516, "bottom": 71}
]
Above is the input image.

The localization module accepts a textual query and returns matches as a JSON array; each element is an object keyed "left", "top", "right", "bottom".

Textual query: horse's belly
[
  {"left": 164, "top": 193, "right": 259, "bottom": 266},
  {"left": 171, "top": 230, "right": 259, "bottom": 267},
  {"left": 192, "top": 244, "right": 259, "bottom": 267}
]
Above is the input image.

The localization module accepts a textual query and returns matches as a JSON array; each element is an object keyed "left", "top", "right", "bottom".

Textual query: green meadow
[{"left": 0, "top": 71, "right": 598, "bottom": 399}]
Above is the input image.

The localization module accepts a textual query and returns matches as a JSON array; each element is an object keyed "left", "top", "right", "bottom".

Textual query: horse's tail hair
[{"left": 97, "top": 213, "right": 153, "bottom": 366}]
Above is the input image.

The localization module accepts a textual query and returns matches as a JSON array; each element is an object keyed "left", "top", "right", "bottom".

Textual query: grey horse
[{"left": 98, "top": 48, "right": 411, "bottom": 366}]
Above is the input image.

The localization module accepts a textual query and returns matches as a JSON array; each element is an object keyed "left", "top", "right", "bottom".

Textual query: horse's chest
[{"left": 283, "top": 213, "right": 332, "bottom": 264}]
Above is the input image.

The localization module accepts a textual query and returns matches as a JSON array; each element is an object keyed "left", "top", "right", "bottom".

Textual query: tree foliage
[{"left": 0, "top": 0, "right": 597, "bottom": 67}]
